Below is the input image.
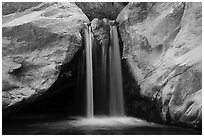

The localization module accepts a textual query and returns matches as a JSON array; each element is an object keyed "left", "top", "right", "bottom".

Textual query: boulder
[
  {"left": 117, "top": 2, "right": 201, "bottom": 129},
  {"left": 2, "top": 2, "right": 89, "bottom": 110}
]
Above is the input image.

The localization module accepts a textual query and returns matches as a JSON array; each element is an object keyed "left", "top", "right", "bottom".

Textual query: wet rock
[
  {"left": 2, "top": 2, "right": 89, "bottom": 111},
  {"left": 117, "top": 2, "right": 201, "bottom": 129}
]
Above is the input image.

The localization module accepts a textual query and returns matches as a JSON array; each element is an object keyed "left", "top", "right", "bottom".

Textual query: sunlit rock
[
  {"left": 2, "top": 2, "right": 89, "bottom": 110},
  {"left": 117, "top": 2, "right": 202, "bottom": 129}
]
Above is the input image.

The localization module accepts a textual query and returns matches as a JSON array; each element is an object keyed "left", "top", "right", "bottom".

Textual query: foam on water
[{"left": 68, "top": 117, "right": 157, "bottom": 129}]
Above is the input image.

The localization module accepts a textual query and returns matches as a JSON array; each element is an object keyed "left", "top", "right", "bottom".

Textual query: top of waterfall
[
  {"left": 84, "top": 22, "right": 91, "bottom": 28},
  {"left": 109, "top": 20, "right": 119, "bottom": 26}
]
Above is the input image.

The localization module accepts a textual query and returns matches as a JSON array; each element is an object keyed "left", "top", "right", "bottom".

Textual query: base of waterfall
[
  {"left": 3, "top": 114, "right": 201, "bottom": 135},
  {"left": 69, "top": 116, "right": 155, "bottom": 128}
]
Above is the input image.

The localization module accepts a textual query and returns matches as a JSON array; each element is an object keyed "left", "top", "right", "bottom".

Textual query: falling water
[
  {"left": 83, "top": 22, "right": 125, "bottom": 118},
  {"left": 84, "top": 25, "right": 94, "bottom": 118},
  {"left": 109, "top": 25, "right": 125, "bottom": 116}
]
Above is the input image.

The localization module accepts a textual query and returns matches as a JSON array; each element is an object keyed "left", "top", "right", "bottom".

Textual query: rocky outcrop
[
  {"left": 75, "top": 2, "right": 127, "bottom": 20},
  {"left": 2, "top": 2, "right": 89, "bottom": 111},
  {"left": 117, "top": 2, "right": 202, "bottom": 129}
]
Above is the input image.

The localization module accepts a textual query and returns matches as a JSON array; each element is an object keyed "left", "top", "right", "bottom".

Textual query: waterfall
[
  {"left": 109, "top": 25, "right": 125, "bottom": 116},
  {"left": 84, "top": 25, "right": 94, "bottom": 118},
  {"left": 83, "top": 22, "right": 125, "bottom": 118}
]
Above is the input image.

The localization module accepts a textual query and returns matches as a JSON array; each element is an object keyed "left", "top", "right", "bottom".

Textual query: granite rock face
[
  {"left": 2, "top": 2, "right": 89, "bottom": 110},
  {"left": 117, "top": 2, "right": 202, "bottom": 129}
]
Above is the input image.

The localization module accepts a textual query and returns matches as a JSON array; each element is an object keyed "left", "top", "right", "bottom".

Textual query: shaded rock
[
  {"left": 76, "top": 2, "right": 127, "bottom": 20},
  {"left": 2, "top": 2, "right": 89, "bottom": 111},
  {"left": 91, "top": 18, "right": 111, "bottom": 46},
  {"left": 117, "top": 2, "right": 201, "bottom": 129},
  {"left": 2, "top": 92, "right": 11, "bottom": 108}
]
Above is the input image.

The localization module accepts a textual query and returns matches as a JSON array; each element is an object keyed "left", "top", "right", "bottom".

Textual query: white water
[
  {"left": 109, "top": 25, "right": 125, "bottom": 116},
  {"left": 68, "top": 116, "right": 157, "bottom": 129},
  {"left": 84, "top": 23, "right": 125, "bottom": 117},
  {"left": 85, "top": 25, "right": 94, "bottom": 118}
]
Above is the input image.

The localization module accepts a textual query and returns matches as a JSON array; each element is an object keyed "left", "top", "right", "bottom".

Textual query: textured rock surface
[
  {"left": 91, "top": 18, "right": 111, "bottom": 46},
  {"left": 117, "top": 2, "right": 202, "bottom": 129},
  {"left": 2, "top": 2, "right": 89, "bottom": 110},
  {"left": 2, "top": 2, "right": 41, "bottom": 15},
  {"left": 76, "top": 2, "right": 127, "bottom": 20}
]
